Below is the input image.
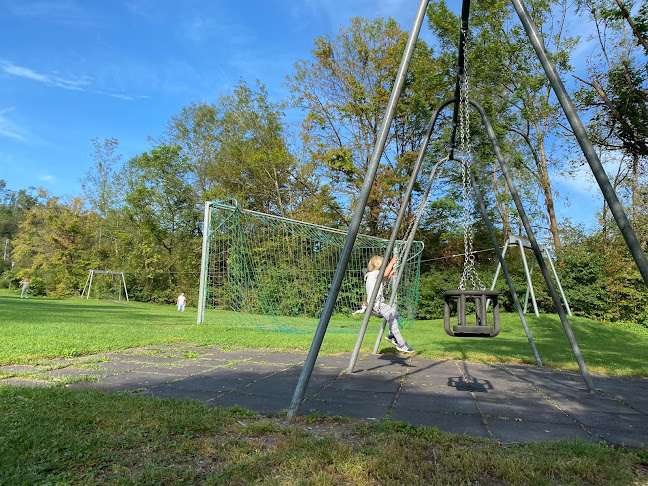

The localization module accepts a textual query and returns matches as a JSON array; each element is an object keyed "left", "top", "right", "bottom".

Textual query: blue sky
[{"left": 0, "top": 0, "right": 602, "bottom": 228}]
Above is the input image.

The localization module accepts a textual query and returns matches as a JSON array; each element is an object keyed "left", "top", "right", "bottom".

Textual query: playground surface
[{"left": 2, "top": 344, "right": 646, "bottom": 448}]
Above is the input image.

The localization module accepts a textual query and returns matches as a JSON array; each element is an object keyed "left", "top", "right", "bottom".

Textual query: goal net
[{"left": 197, "top": 199, "right": 424, "bottom": 333}]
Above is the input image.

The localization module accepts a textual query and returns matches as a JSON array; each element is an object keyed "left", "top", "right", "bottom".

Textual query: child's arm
[{"left": 383, "top": 257, "right": 398, "bottom": 279}]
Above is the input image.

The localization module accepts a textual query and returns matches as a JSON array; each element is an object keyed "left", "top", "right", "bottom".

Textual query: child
[
  {"left": 176, "top": 292, "right": 186, "bottom": 312},
  {"left": 365, "top": 255, "right": 414, "bottom": 353}
]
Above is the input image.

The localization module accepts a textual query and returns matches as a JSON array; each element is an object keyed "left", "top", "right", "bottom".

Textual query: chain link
[{"left": 458, "top": 27, "right": 485, "bottom": 291}]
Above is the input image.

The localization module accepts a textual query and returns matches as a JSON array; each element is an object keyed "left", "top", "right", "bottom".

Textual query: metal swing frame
[
  {"left": 81, "top": 269, "right": 129, "bottom": 301},
  {"left": 287, "top": 0, "right": 648, "bottom": 419}
]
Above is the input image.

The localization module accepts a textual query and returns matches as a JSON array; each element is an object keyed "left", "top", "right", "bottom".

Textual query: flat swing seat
[{"left": 443, "top": 289, "right": 500, "bottom": 337}]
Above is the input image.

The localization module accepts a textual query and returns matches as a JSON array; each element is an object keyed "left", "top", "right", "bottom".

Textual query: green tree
[
  {"left": 162, "top": 80, "right": 320, "bottom": 219},
  {"left": 574, "top": 0, "right": 648, "bottom": 245},
  {"left": 11, "top": 195, "right": 96, "bottom": 296},
  {"left": 428, "top": 0, "right": 578, "bottom": 250},
  {"left": 285, "top": 17, "right": 441, "bottom": 236},
  {"left": 119, "top": 145, "right": 201, "bottom": 302}
]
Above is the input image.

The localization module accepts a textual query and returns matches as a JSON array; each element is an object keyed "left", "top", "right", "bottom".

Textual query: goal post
[
  {"left": 197, "top": 199, "right": 424, "bottom": 329},
  {"left": 82, "top": 270, "right": 129, "bottom": 301}
]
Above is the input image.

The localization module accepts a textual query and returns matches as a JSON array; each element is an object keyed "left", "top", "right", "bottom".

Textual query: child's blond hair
[{"left": 367, "top": 255, "right": 383, "bottom": 274}]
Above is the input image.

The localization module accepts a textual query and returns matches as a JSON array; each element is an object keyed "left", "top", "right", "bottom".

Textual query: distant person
[
  {"left": 176, "top": 292, "right": 186, "bottom": 312},
  {"left": 20, "top": 278, "right": 30, "bottom": 298}
]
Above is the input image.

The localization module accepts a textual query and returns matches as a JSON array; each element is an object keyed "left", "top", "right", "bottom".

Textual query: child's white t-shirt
[
  {"left": 365, "top": 270, "right": 385, "bottom": 306},
  {"left": 177, "top": 295, "right": 186, "bottom": 305}
]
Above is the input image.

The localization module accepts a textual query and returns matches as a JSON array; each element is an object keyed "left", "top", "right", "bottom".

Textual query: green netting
[{"left": 200, "top": 199, "right": 423, "bottom": 333}]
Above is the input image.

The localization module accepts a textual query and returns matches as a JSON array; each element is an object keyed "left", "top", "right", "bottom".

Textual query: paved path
[{"left": 2, "top": 344, "right": 647, "bottom": 448}]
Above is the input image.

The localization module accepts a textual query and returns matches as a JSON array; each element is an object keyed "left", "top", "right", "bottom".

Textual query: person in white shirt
[
  {"left": 365, "top": 255, "right": 414, "bottom": 353},
  {"left": 176, "top": 292, "right": 186, "bottom": 312}
]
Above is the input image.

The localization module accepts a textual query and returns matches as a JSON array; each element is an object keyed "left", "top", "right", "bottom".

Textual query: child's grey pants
[{"left": 372, "top": 302, "right": 404, "bottom": 345}]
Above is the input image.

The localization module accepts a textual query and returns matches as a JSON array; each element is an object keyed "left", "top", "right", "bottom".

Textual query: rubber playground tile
[
  {"left": 208, "top": 350, "right": 274, "bottom": 361},
  {"left": 206, "top": 392, "right": 290, "bottom": 415},
  {"left": 145, "top": 385, "right": 221, "bottom": 402},
  {"left": 311, "top": 354, "right": 353, "bottom": 368},
  {"left": 328, "top": 373, "right": 402, "bottom": 393},
  {"left": 251, "top": 352, "right": 307, "bottom": 366},
  {"left": 595, "top": 428, "right": 648, "bottom": 449},
  {"left": 486, "top": 416, "right": 595, "bottom": 443},
  {"left": 134, "top": 362, "right": 214, "bottom": 376},
  {"left": 300, "top": 391, "right": 393, "bottom": 420},
  {"left": 225, "top": 361, "right": 294, "bottom": 374},
  {"left": 564, "top": 411, "right": 647, "bottom": 430},
  {"left": 549, "top": 393, "right": 639, "bottom": 414},
  {"left": 103, "top": 354, "right": 185, "bottom": 365},
  {"left": 152, "top": 374, "right": 253, "bottom": 394},
  {"left": 354, "top": 354, "right": 413, "bottom": 373},
  {"left": 390, "top": 408, "right": 490, "bottom": 438},
  {"left": 1, "top": 377, "right": 54, "bottom": 388},
  {"left": 37, "top": 367, "right": 106, "bottom": 380},
  {"left": 91, "top": 361, "right": 142, "bottom": 373},
  {"left": 395, "top": 392, "right": 480, "bottom": 415},
  {"left": 184, "top": 369, "right": 264, "bottom": 386},
  {"left": 0, "top": 364, "right": 41, "bottom": 374},
  {"left": 68, "top": 371, "right": 175, "bottom": 392},
  {"left": 232, "top": 379, "right": 299, "bottom": 398},
  {"left": 476, "top": 401, "right": 574, "bottom": 425}
]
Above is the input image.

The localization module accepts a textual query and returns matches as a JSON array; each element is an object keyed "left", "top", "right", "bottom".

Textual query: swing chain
[{"left": 458, "top": 27, "right": 485, "bottom": 292}]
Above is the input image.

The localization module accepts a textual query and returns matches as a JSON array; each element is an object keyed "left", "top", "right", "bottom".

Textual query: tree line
[{"left": 1, "top": 0, "right": 647, "bottom": 326}]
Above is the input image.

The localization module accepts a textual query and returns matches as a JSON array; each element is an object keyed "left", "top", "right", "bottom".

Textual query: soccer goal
[
  {"left": 81, "top": 270, "right": 129, "bottom": 301},
  {"left": 197, "top": 199, "right": 424, "bottom": 332}
]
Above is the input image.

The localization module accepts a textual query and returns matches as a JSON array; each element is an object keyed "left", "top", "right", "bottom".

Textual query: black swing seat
[{"left": 443, "top": 289, "right": 501, "bottom": 337}]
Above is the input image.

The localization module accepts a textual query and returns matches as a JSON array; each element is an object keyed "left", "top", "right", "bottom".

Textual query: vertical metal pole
[
  {"left": 468, "top": 165, "right": 542, "bottom": 365},
  {"left": 287, "top": 0, "right": 431, "bottom": 419},
  {"left": 511, "top": 0, "right": 648, "bottom": 289},
  {"left": 471, "top": 98, "right": 593, "bottom": 391},
  {"left": 197, "top": 202, "right": 212, "bottom": 324}
]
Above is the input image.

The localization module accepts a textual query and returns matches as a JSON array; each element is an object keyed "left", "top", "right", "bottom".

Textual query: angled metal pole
[
  {"left": 348, "top": 30, "right": 456, "bottom": 376},
  {"left": 518, "top": 240, "right": 540, "bottom": 316},
  {"left": 287, "top": 0, "right": 430, "bottom": 419},
  {"left": 121, "top": 272, "right": 129, "bottom": 302},
  {"left": 545, "top": 248, "right": 572, "bottom": 316},
  {"left": 471, "top": 98, "right": 593, "bottom": 391},
  {"left": 366, "top": 100, "right": 457, "bottom": 356},
  {"left": 371, "top": 157, "right": 447, "bottom": 354},
  {"left": 467, "top": 163, "right": 542, "bottom": 366},
  {"left": 511, "top": 0, "right": 648, "bottom": 289}
]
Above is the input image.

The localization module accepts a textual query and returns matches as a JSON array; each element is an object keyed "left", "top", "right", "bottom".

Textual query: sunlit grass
[
  {"left": 0, "top": 386, "right": 645, "bottom": 485},
  {"left": 2, "top": 290, "right": 647, "bottom": 376}
]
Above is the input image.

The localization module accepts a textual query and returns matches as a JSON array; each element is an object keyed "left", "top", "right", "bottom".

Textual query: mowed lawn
[
  {"left": 2, "top": 290, "right": 648, "bottom": 485},
  {"left": 1, "top": 289, "right": 647, "bottom": 377}
]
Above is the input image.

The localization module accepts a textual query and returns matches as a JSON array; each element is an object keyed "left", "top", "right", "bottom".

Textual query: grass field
[
  {"left": 1, "top": 290, "right": 647, "bottom": 484},
  {"left": 2, "top": 290, "right": 647, "bottom": 376}
]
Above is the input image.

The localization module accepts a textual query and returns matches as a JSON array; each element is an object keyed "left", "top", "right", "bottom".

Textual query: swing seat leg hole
[{"left": 443, "top": 290, "right": 501, "bottom": 338}]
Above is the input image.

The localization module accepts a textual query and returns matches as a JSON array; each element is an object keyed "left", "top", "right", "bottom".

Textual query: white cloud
[
  {"left": 0, "top": 108, "right": 27, "bottom": 142},
  {"left": 3, "top": 0, "right": 92, "bottom": 25},
  {"left": 0, "top": 59, "right": 92, "bottom": 91}
]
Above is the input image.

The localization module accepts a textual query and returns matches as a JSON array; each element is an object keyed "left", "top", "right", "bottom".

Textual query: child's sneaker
[
  {"left": 396, "top": 342, "right": 415, "bottom": 353},
  {"left": 384, "top": 334, "right": 398, "bottom": 346}
]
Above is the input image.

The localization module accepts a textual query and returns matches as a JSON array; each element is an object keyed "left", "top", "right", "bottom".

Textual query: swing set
[{"left": 286, "top": 0, "right": 648, "bottom": 419}]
